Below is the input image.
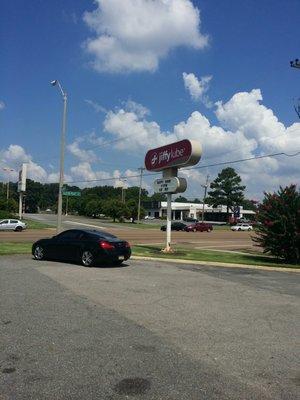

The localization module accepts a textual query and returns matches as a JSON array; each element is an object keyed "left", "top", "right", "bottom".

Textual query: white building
[{"left": 143, "top": 201, "right": 255, "bottom": 223}]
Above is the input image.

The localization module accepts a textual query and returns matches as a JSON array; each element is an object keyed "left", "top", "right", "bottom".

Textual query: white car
[
  {"left": 144, "top": 215, "right": 155, "bottom": 220},
  {"left": 231, "top": 223, "right": 253, "bottom": 231},
  {"left": 0, "top": 219, "right": 27, "bottom": 232}
]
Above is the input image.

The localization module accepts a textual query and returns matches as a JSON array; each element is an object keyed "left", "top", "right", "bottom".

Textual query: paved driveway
[{"left": 0, "top": 256, "right": 299, "bottom": 399}]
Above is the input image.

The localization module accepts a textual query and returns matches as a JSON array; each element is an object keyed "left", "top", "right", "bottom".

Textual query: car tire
[
  {"left": 193, "top": 228, "right": 197, "bottom": 232},
  {"left": 34, "top": 245, "right": 44, "bottom": 261},
  {"left": 238, "top": 228, "right": 241, "bottom": 231},
  {"left": 15, "top": 226, "right": 23, "bottom": 232},
  {"left": 81, "top": 250, "right": 94, "bottom": 267},
  {"left": 248, "top": 228, "right": 251, "bottom": 231}
]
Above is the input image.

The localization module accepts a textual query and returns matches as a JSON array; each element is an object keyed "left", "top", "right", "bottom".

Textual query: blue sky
[{"left": 1, "top": 0, "right": 300, "bottom": 199}]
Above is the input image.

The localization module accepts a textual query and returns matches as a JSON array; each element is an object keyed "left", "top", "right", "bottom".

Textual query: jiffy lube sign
[{"left": 145, "top": 139, "right": 202, "bottom": 172}]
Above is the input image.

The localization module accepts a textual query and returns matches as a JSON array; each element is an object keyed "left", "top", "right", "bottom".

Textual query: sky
[{"left": 1, "top": 0, "right": 300, "bottom": 200}]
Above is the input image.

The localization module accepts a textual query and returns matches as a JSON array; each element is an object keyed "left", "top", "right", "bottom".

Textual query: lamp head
[{"left": 51, "top": 80, "right": 58, "bottom": 86}]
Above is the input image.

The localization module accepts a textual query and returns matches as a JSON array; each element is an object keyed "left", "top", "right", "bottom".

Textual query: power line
[{"left": 64, "top": 149, "right": 300, "bottom": 184}]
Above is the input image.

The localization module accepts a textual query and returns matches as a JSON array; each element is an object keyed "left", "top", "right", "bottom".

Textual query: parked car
[
  {"left": 32, "top": 229, "right": 131, "bottom": 267},
  {"left": 183, "top": 217, "right": 198, "bottom": 223},
  {"left": 231, "top": 223, "right": 253, "bottom": 231},
  {"left": 185, "top": 222, "right": 213, "bottom": 232},
  {"left": 0, "top": 219, "right": 27, "bottom": 232},
  {"left": 144, "top": 215, "right": 155, "bottom": 220},
  {"left": 160, "top": 222, "right": 187, "bottom": 231}
]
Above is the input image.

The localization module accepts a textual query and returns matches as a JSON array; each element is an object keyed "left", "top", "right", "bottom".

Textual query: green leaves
[
  {"left": 206, "top": 167, "right": 246, "bottom": 219},
  {"left": 254, "top": 185, "right": 300, "bottom": 264}
]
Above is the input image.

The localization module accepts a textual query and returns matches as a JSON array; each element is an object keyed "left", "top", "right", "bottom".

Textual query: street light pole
[
  {"left": 201, "top": 174, "right": 209, "bottom": 223},
  {"left": 51, "top": 80, "right": 67, "bottom": 233},
  {"left": 290, "top": 58, "right": 300, "bottom": 119},
  {"left": 137, "top": 167, "right": 145, "bottom": 223},
  {"left": 290, "top": 59, "right": 300, "bottom": 69}
]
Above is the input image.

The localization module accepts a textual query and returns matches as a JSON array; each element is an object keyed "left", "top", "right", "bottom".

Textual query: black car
[
  {"left": 160, "top": 222, "right": 187, "bottom": 231},
  {"left": 32, "top": 229, "right": 131, "bottom": 267}
]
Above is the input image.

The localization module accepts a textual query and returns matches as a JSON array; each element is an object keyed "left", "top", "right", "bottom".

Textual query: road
[
  {"left": 0, "top": 213, "right": 256, "bottom": 252},
  {"left": 0, "top": 256, "right": 299, "bottom": 399}
]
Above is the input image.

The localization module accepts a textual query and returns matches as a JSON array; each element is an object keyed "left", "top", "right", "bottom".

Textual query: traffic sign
[{"left": 62, "top": 191, "right": 81, "bottom": 197}]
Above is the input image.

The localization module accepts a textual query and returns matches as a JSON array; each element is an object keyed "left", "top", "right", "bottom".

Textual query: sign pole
[
  {"left": 65, "top": 195, "right": 69, "bottom": 216},
  {"left": 18, "top": 192, "right": 23, "bottom": 220},
  {"left": 166, "top": 193, "right": 172, "bottom": 251}
]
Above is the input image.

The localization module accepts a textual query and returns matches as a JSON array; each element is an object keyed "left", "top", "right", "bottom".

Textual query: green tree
[
  {"left": 150, "top": 192, "right": 167, "bottom": 201},
  {"left": 241, "top": 198, "right": 258, "bottom": 211},
  {"left": 206, "top": 168, "right": 246, "bottom": 221},
  {"left": 125, "top": 199, "right": 145, "bottom": 222},
  {"left": 103, "top": 200, "right": 127, "bottom": 222},
  {"left": 84, "top": 199, "right": 103, "bottom": 218},
  {"left": 175, "top": 196, "right": 188, "bottom": 203},
  {"left": 253, "top": 185, "right": 300, "bottom": 264},
  {"left": 0, "top": 197, "right": 18, "bottom": 213}
]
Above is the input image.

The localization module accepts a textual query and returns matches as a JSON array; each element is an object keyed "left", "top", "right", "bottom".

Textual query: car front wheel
[
  {"left": 81, "top": 250, "right": 94, "bottom": 267},
  {"left": 15, "top": 226, "right": 23, "bottom": 232},
  {"left": 34, "top": 246, "right": 44, "bottom": 260}
]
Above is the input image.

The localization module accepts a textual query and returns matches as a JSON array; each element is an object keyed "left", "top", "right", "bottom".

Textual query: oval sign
[{"left": 145, "top": 139, "right": 201, "bottom": 172}]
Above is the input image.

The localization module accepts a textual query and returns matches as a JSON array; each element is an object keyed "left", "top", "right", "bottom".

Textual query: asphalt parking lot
[{"left": 0, "top": 255, "right": 299, "bottom": 399}]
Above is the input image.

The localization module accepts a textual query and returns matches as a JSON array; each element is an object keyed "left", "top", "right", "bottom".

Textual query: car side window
[
  {"left": 1, "top": 220, "right": 8, "bottom": 224},
  {"left": 57, "top": 230, "right": 79, "bottom": 240},
  {"left": 10, "top": 220, "right": 18, "bottom": 224}
]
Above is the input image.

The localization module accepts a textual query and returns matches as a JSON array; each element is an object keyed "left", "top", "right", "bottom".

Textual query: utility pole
[
  {"left": 137, "top": 167, "right": 145, "bottom": 223},
  {"left": 2, "top": 167, "right": 14, "bottom": 207},
  {"left": 201, "top": 174, "right": 209, "bottom": 223}
]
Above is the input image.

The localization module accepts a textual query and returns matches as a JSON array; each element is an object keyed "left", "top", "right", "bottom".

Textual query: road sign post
[{"left": 145, "top": 139, "right": 202, "bottom": 252}]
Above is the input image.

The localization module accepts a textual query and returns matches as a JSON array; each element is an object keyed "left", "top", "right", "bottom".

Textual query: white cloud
[
  {"left": 67, "top": 139, "right": 98, "bottom": 163},
  {"left": 183, "top": 72, "right": 212, "bottom": 106},
  {"left": 85, "top": 99, "right": 108, "bottom": 114},
  {"left": 123, "top": 100, "right": 150, "bottom": 118},
  {"left": 83, "top": 0, "right": 208, "bottom": 73},
  {"left": 103, "top": 108, "right": 176, "bottom": 151},
  {"left": 0, "top": 101, "right": 5, "bottom": 110},
  {"left": 101, "top": 89, "right": 300, "bottom": 199}
]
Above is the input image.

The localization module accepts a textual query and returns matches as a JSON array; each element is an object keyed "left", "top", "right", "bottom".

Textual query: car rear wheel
[
  {"left": 81, "top": 250, "right": 94, "bottom": 267},
  {"left": 34, "top": 246, "right": 44, "bottom": 260},
  {"left": 238, "top": 228, "right": 241, "bottom": 231},
  {"left": 15, "top": 226, "right": 23, "bottom": 232}
]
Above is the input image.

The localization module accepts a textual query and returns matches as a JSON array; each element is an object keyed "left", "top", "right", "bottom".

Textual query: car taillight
[
  {"left": 99, "top": 240, "right": 115, "bottom": 250},
  {"left": 124, "top": 241, "right": 130, "bottom": 248}
]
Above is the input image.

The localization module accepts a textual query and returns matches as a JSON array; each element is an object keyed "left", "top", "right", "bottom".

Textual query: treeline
[{"left": 0, "top": 179, "right": 170, "bottom": 221}]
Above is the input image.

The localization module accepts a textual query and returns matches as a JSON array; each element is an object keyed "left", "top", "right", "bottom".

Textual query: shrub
[{"left": 253, "top": 185, "right": 300, "bottom": 264}]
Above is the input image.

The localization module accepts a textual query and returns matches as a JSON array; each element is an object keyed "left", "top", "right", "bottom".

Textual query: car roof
[{"left": 60, "top": 229, "right": 118, "bottom": 239}]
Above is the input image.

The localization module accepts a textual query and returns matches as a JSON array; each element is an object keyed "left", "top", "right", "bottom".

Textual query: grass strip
[
  {"left": 23, "top": 219, "right": 52, "bottom": 229},
  {"left": 0, "top": 242, "right": 32, "bottom": 255},
  {"left": 132, "top": 245, "right": 300, "bottom": 269}
]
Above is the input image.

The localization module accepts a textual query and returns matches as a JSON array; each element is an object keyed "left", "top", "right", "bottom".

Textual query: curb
[{"left": 131, "top": 256, "right": 300, "bottom": 273}]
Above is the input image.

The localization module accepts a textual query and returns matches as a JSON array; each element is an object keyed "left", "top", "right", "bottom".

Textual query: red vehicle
[{"left": 185, "top": 222, "right": 213, "bottom": 232}]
